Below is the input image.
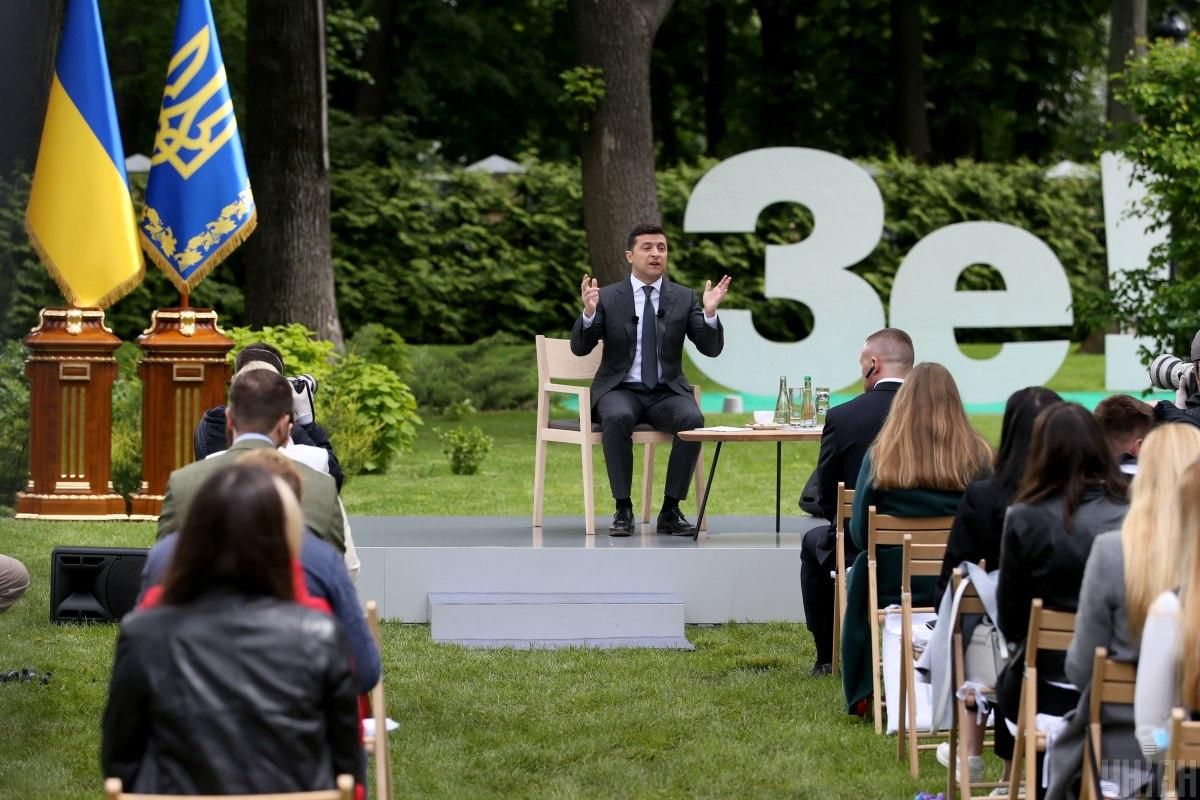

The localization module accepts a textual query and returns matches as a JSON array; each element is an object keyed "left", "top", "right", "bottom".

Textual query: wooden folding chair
[
  {"left": 532, "top": 335, "right": 705, "bottom": 536},
  {"left": 1008, "top": 599, "right": 1077, "bottom": 798},
  {"left": 866, "top": 508, "right": 955, "bottom": 735},
  {"left": 364, "top": 601, "right": 392, "bottom": 800},
  {"left": 1164, "top": 707, "right": 1200, "bottom": 800},
  {"left": 945, "top": 564, "right": 1004, "bottom": 799},
  {"left": 830, "top": 482, "right": 854, "bottom": 676},
  {"left": 1078, "top": 647, "right": 1136, "bottom": 800},
  {"left": 896, "top": 532, "right": 952, "bottom": 776},
  {"left": 104, "top": 775, "right": 355, "bottom": 800}
]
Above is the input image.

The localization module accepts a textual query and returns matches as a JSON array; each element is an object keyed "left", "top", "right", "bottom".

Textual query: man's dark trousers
[
  {"left": 801, "top": 525, "right": 860, "bottom": 666},
  {"left": 597, "top": 383, "right": 704, "bottom": 500}
]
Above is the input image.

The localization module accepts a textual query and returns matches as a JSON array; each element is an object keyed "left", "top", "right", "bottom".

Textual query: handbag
[{"left": 964, "top": 616, "right": 1008, "bottom": 690}]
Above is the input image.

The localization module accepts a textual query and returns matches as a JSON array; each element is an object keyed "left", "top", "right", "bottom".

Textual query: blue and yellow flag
[
  {"left": 141, "top": 0, "right": 255, "bottom": 293},
  {"left": 25, "top": 0, "right": 144, "bottom": 309}
]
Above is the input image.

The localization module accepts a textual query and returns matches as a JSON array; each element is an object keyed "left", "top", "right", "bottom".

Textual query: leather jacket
[{"left": 101, "top": 591, "right": 365, "bottom": 794}]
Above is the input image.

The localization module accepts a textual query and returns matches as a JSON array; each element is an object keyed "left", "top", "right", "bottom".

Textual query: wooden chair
[
  {"left": 945, "top": 564, "right": 1004, "bottom": 800},
  {"left": 866, "top": 508, "right": 955, "bottom": 734},
  {"left": 364, "top": 601, "right": 392, "bottom": 800},
  {"left": 1164, "top": 707, "right": 1200, "bottom": 800},
  {"left": 104, "top": 774, "right": 355, "bottom": 800},
  {"left": 1008, "top": 599, "right": 1077, "bottom": 798},
  {"left": 830, "top": 483, "right": 854, "bottom": 676},
  {"left": 532, "top": 335, "right": 705, "bottom": 536},
  {"left": 1078, "top": 647, "right": 1136, "bottom": 800},
  {"left": 896, "top": 532, "right": 952, "bottom": 776}
]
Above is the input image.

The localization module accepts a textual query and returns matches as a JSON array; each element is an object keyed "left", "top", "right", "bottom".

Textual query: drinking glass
[
  {"left": 788, "top": 387, "right": 806, "bottom": 427},
  {"left": 815, "top": 387, "right": 830, "bottom": 426}
]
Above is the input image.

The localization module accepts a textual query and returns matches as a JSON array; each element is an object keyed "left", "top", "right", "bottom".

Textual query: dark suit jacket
[
  {"left": 156, "top": 437, "right": 345, "bottom": 552},
  {"left": 569, "top": 276, "right": 723, "bottom": 408},
  {"left": 811, "top": 381, "right": 901, "bottom": 526}
]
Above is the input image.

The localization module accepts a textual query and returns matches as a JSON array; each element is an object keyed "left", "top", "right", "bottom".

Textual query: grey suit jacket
[
  {"left": 568, "top": 276, "right": 723, "bottom": 409},
  {"left": 155, "top": 437, "right": 345, "bottom": 552}
]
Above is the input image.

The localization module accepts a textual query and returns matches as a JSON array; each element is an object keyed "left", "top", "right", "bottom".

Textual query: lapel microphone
[
  {"left": 656, "top": 309, "right": 664, "bottom": 318},
  {"left": 632, "top": 315, "right": 638, "bottom": 324}
]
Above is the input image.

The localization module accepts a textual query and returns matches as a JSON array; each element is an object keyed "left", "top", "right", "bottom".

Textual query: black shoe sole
[
  {"left": 609, "top": 528, "right": 633, "bottom": 537},
  {"left": 657, "top": 526, "right": 698, "bottom": 536}
]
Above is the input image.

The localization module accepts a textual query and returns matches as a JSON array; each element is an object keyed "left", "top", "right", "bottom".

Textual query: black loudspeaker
[{"left": 49, "top": 547, "right": 148, "bottom": 624}]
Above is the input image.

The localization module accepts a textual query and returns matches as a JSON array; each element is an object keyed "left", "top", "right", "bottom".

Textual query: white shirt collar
[
  {"left": 874, "top": 377, "right": 905, "bottom": 386},
  {"left": 630, "top": 274, "right": 663, "bottom": 294},
  {"left": 232, "top": 432, "right": 276, "bottom": 446}
]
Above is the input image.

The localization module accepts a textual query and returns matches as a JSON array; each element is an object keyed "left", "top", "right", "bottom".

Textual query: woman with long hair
[
  {"left": 841, "top": 362, "right": 993, "bottom": 714},
  {"left": 932, "top": 386, "right": 1061, "bottom": 780},
  {"left": 1135, "top": 460, "right": 1200, "bottom": 776},
  {"left": 101, "top": 464, "right": 364, "bottom": 795},
  {"left": 994, "top": 403, "right": 1129, "bottom": 790},
  {"left": 1044, "top": 423, "right": 1200, "bottom": 798}
]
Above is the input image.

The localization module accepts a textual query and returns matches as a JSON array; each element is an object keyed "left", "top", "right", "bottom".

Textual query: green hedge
[{"left": 1, "top": 157, "right": 1105, "bottom": 345}]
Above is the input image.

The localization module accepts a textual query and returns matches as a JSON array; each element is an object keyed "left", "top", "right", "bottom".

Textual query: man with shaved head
[{"left": 800, "top": 327, "right": 914, "bottom": 676}]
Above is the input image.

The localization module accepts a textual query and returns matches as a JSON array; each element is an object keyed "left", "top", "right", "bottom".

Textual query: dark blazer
[
  {"left": 935, "top": 475, "right": 1011, "bottom": 597},
  {"left": 156, "top": 437, "right": 345, "bottom": 552},
  {"left": 811, "top": 381, "right": 901, "bottom": 524},
  {"left": 569, "top": 276, "right": 723, "bottom": 408}
]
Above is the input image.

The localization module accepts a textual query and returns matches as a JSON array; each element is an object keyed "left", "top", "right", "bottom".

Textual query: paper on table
[{"left": 693, "top": 425, "right": 746, "bottom": 432}]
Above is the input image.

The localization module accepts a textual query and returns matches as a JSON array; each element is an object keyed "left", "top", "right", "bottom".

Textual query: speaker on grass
[{"left": 49, "top": 547, "right": 148, "bottom": 624}]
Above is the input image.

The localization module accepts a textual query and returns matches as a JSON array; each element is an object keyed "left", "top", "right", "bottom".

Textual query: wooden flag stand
[
  {"left": 128, "top": 296, "right": 234, "bottom": 520},
  {"left": 15, "top": 308, "right": 128, "bottom": 520}
]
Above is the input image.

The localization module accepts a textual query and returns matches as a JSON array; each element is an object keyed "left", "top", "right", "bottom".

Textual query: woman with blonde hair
[
  {"left": 841, "top": 362, "right": 993, "bottom": 714},
  {"left": 1135, "top": 460, "right": 1200, "bottom": 780},
  {"left": 1045, "top": 423, "right": 1200, "bottom": 798}
]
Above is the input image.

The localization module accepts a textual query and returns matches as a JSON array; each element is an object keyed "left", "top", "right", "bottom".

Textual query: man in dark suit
[
  {"left": 800, "top": 327, "right": 913, "bottom": 675},
  {"left": 570, "top": 223, "right": 731, "bottom": 536},
  {"left": 157, "top": 369, "right": 344, "bottom": 551}
]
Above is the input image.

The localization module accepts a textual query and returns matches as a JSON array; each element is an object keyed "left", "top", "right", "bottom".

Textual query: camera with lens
[
  {"left": 288, "top": 374, "right": 317, "bottom": 426},
  {"left": 1150, "top": 354, "right": 1199, "bottom": 407}
]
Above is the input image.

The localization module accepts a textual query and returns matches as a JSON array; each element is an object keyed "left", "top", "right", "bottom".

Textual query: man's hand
[
  {"left": 581, "top": 275, "right": 599, "bottom": 317},
  {"left": 703, "top": 275, "right": 732, "bottom": 317}
]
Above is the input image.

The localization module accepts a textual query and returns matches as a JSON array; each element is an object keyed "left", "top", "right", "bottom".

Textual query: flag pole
[{"left": 180, "top": 289, "right": 190, "bottom": 309}]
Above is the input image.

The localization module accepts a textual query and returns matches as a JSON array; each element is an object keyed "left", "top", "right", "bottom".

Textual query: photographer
[{"left": 193, "top": 343, "right": 344, "bottom": 490}]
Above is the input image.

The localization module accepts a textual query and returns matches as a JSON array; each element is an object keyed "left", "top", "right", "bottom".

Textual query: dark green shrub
[
  {"left": 407, "top": 332, "right": 537, "bottom": 413},
  {"left": 0, "top": 342, "right": 30, "bottom": 510},
  {"left": 347, "top": 323, "right": 412, "bottom": 383},
  {"left": 110, "top": 343, "right": 142, "bottom": 498},
  {"left": 439, "top": 425, "right": 494, "bottom": 475}
]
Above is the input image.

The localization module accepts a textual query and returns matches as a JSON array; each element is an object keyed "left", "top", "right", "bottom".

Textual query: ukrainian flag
[
  {"left": 141, "top": 0, "right": 255, "bottom": 294},
  {"left": 25, "top": 0, "right": 144, "bottom": 309}
]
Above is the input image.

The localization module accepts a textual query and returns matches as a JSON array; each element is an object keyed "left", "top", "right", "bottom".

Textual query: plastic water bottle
[
  {"left": 773, "top": 376, "right": 790, "bottom": 424},
  {"left": 800, "top": 375, "right": 816, "bottom": 428}
]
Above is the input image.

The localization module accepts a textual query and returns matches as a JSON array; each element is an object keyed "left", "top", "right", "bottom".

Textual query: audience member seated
[
  {"left": 1094, "top": 393, "right": 1155, "bottom": 476},
  {"left": 194, "top": 341, "right": 344, "bottom": 490},
  {"left": 800, "top": 327, "right": 914, "bottom": 676},
  {"left": 932, "top": 385, "right": 1061, "bottom": 778},
  {"left": 0, "top": 554, "right": 29, "bottom": 612},
  {"left": 1045, "top": 424, "right": 1200, "bottom": 798},
  {"left": 101, "top": 463, "right": 365, "bottom": 795},
  {"left": 140, "top": 448, "right": 380, "bottom": 695},
  {"left": 158, "top": 368, "right": 345, "bottom": 552},
  {"left": 994, "top": 403, "right": 1129, "bottom": 791},
  {"left": 840, "top": 362, "right": 992, "bottom": 715}
]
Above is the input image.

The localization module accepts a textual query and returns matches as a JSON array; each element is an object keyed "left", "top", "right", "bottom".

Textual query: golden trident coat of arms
[{"left": 151, "top": 26, "right": 237, "bottom": 180}]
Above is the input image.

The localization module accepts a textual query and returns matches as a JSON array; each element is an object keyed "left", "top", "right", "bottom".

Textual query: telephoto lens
[{"left": 1149, "top": 354, "right": 1195, "bottom": 391}]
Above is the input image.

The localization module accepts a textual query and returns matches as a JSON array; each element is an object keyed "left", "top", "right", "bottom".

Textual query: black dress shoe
[
  {"left": 810, "top": 661, "right": 833, "bottom": 677},
  {"left": 609, "top": 507, "right": 634, "bottom": 537},
  {"left": 657, "top": 507, "right": 697, "bottom": 536}
]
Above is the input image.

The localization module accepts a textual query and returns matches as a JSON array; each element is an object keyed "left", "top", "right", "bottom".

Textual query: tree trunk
[
  {"left": 754, "top": 0, "right": 802, "bottom": 147},
  {"left": 890, "top": 0, "right": 931, "bottom": 161},
  {"left": 1107, "top": 0, "right": 1146, "bottom": 132},
  {"left": 569, "top": 0, "right": 673, "bottom": 286},
  {"left": 704, "top": 0, "right": 727, "bottom": 155},
  {"left": 353, "top": 0, "right": 398, "bottom": 120},
  {"left": 651, "top": 53, "right": 678, "bottom": 164},
  {"left": 244, "top": 0, "right": 343, "bottom": 346}
]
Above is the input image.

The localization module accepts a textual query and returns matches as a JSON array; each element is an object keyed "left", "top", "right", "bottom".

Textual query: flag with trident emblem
[{"left": 140, "top": 0, "right": 255, "bottom": 294}]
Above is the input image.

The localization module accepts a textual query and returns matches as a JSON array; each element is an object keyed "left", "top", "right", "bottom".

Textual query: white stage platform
[{"left": 352, "top": 515, "right": 825, "bottom": 624}]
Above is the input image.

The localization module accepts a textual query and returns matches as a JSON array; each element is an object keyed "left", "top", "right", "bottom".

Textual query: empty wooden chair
[
  {"left": 532, "top": 335, "right": 704, "bottom": 536},
  {"left": 364, "top": 601, "right": 392, "bottom": 800}
]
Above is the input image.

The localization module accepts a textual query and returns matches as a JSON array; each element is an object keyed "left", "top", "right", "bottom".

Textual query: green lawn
[{"left": 0, "top": 404, "right": 1014, "bottom": 799}]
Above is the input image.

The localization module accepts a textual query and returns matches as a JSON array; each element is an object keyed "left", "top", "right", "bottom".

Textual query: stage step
[{"left": 428, "top": 592, "right": 692, "bottom": 649}]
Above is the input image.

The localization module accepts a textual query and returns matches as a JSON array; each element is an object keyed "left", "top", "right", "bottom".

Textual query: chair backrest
[
  {"left": 835, "top": 483, "right": 854, "bottom": 534},
  {"left": 867, "top": 507, "right": 954, "bottom": 560},
  {"left": 1023, "top": 599, "right": 1077, "bottom": 669},
  {"left": 535, "top": 335, "right": 603, "bottom": 385},
  {"left": 1166, "top": 708, "right": 1200, "bottom": 799},
  {"left": 1089, "top": 647, "right": 1136, "bottom": 716},
  {"left": 364, "top": 600, "right": 392, "bottom": 800},
  {"left": 104, "top": 774, "right": 355, "bottom": 800},
  {"left": 901, "top": 533, "right": 949, "bottom": 592},
  {"left": 950, "top": 567, "right": 988, "bottom": 617}
]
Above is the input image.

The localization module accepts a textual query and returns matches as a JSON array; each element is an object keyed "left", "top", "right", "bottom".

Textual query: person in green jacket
[{"left": 841, "top": 362, "right": 993, "bottom": 716}]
